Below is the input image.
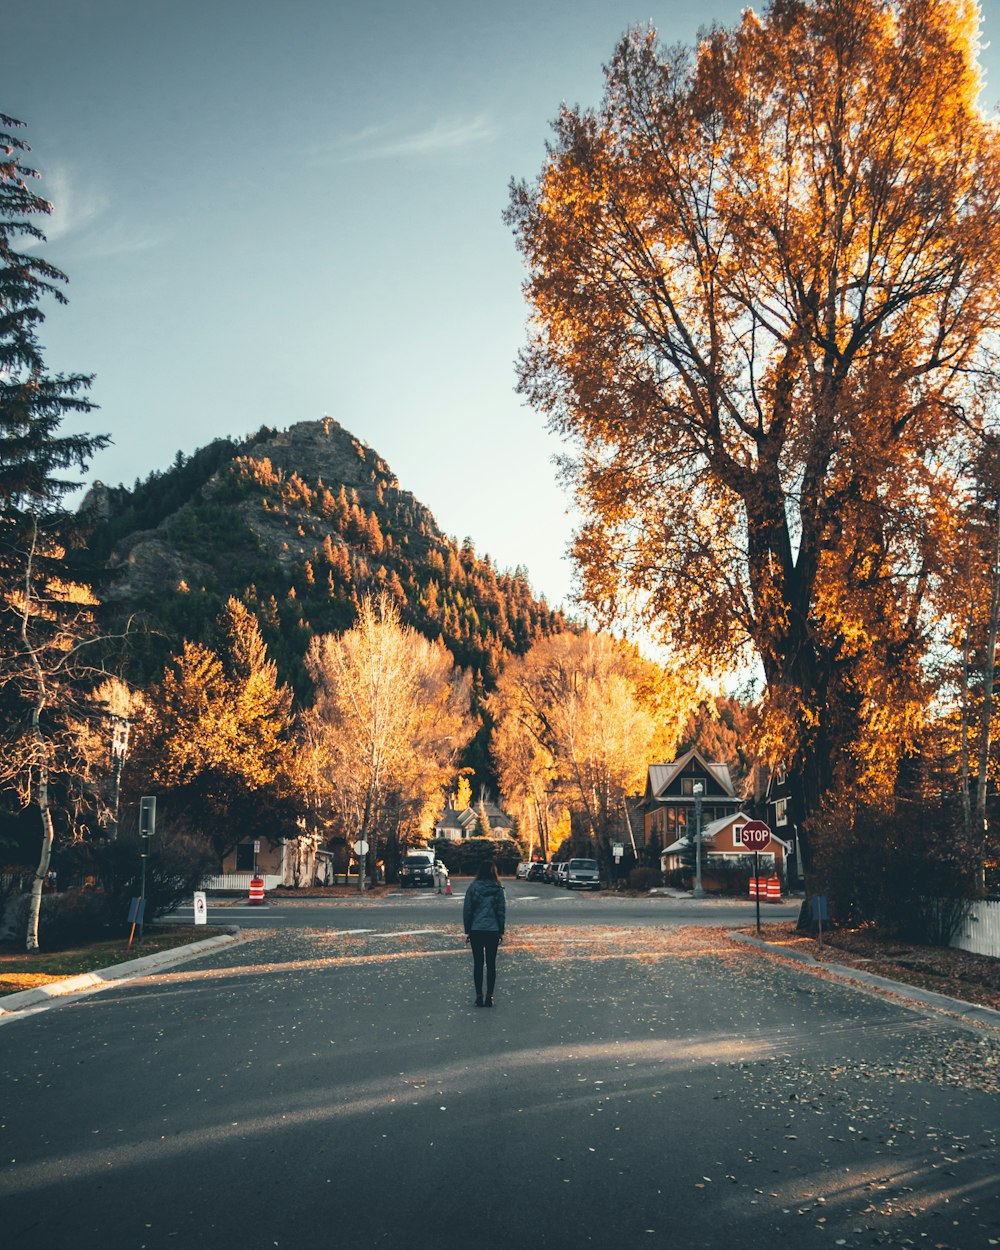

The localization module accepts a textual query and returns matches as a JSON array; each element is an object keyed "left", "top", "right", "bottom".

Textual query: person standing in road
[{"left": 463, "top": 860, "right": 506, "bottom": 1007}]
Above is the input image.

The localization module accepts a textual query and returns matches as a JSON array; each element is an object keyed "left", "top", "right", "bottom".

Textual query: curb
[
  {"left": 728, "top": 931, "right": 1000, "bottom": 1029},
  {"left": 0, "top": 928, "right": 242, "bottom": 1020}
]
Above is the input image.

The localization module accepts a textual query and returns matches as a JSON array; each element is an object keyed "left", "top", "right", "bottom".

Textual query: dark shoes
[
  {"left": 484, "top": 995, "right": 494, "bottom": 1008},
  {"left": 475, "top": 995, "right": 484, "bottom": 1007}
]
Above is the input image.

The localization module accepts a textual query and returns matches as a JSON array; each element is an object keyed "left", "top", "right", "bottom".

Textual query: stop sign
[{"left": 740, "top": 819, "right": 772, "bottom": 851}]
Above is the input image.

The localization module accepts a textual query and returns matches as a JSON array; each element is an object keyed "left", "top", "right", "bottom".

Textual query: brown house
[
  {"left": 660, "top": 809, "right": 791, "bottom": 885},
  {"left": 640, "top": 749, "right": 743, "bottom": 849}
]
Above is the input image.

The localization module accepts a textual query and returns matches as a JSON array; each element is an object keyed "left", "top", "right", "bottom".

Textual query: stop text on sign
[{"left": 740, "top": 820, "right": 772, "bottom": 852}]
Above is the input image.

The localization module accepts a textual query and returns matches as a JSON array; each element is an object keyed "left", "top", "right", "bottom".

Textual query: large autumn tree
[{"left": 507, "top": 0, "right": 1000, "bottom": 864}]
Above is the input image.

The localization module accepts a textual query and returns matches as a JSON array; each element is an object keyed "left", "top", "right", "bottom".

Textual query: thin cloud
[
  {"left": 31, "top": 163, "right": 110, "bottom": 244},
  {"left": 312, "top": 114, "right": 496, "bottom": 163},
  {"left": 21, "top": 164, "right": 162, "bottom": 259}
]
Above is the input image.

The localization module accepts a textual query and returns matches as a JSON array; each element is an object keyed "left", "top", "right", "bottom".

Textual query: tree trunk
[{"left": 27, "top": 736, "right": 55, "bottom": 952}]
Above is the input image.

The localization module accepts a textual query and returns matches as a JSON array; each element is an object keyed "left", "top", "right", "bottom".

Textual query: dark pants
[{"left": 469, "top": 930, "right": 501, "bottom": 997}]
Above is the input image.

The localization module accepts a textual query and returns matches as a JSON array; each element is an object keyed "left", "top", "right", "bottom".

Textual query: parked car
[
  {"left": 555, "top": 862, "right": 569, "bottom": 887},
  {"left": 516, "top": 861, "right": 531, "bottom": 879},
  {"left": 565, "top": 858, "right": 600, "bottom": 891},
  {"left": 527, "top": 862, "right": 548, "bottom": 882},
  {"left": 543, "top": 861, "right": 560, "bottom": 884}
]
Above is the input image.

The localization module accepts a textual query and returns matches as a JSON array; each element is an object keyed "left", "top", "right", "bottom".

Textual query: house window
[
  {"left": 774, "top": 798, "right": 788, "bottom": 827},
  {"left": 680, "top": 777, "right": 704, "bottom": 796},
  {"left": 235, "top": 843, "right": 255, "bottom": 872}
]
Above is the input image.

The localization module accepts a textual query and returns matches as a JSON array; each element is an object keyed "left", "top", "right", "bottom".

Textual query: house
[
  {"left": 660, "top": 809, "right": 791, "bottom": 885},
  {"left": 434, "top": 805, "right": 474, "bottom": 841},
  {"left": 214, "top": 831, "right": 336, "bottom": 888},
  {"left": 640, "top": 749, "right": 743, "bottom": 849},
  {"left": 765, "top": 766, "right": 791, "bottom": 835},
  {"left": 433, "top": 799, "right": 515, "bottom": 841},
  {"left": 764, "top": 765, "right": 803, "bottom": 886}
]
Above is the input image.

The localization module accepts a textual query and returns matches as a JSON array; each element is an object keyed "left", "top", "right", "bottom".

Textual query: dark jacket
[{"left": 463, "top": 879, "right": 506, "bottom": 935}]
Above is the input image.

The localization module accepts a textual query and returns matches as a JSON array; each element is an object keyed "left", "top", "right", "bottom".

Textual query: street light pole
[{"left": 692, "top": 781, "right": 705, "bottom": 899}]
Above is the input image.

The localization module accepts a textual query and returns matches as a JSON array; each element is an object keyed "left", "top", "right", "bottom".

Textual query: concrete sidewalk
[
  {"left": 0, "top": 929, "right": 241, "bottom": 1021},
  {"left": 730, "top": 929, "right": 1000, "bottom": 1030}
]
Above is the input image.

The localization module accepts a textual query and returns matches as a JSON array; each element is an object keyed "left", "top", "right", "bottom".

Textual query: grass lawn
[{"left": 0, "top": 925, "right": 230, "bottom": 997}]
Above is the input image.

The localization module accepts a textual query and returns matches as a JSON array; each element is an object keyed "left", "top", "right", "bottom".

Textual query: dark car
[
  {"left": 527, "top": 862, "right": 547, "bottom": 882},
  {"left": 400, "top": 851, "right": 436, "bottom": 888}
]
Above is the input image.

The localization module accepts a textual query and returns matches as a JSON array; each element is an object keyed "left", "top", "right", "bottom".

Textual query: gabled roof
[
  {"left": 435, "top": 808, "right": 472, "bottom": 829},
  {"left": 645, "top": 749, "right": 736, "bottom": 800},
  {"left": 476, "top": 800, "right": 513, "bottom": 827},
  {"left": 702, "top": 809, "right": 751, "bottom": 840}
]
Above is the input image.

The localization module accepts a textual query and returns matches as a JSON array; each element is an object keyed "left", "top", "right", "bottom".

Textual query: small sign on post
[
  {"left": 139, "top": 796, "right": 157, "bottom": 838},
  {"left": 193, "top": 891, "right": 207, "bottom": 925},
  {"left": 811, "top": 894, "right": 828, "bottom": 945},
  {"left": 127, "top": 896, "right": 146, "bottom": 948}
]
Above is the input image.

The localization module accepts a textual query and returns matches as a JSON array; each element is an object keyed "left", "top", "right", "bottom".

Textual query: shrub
[
  {"left": 810, "top": 800, "right": 978, "bottom": 945},
  {"left": 702, "top": 857, "right": 758, "bottom": 896},
  {"left": 628, "top": 866, "right": 662, "bottom": 892},
  {"left": 65, "top": 828, "right": 217, "bottom": 933},
  {"left": 14, "top": 889, "right": 113, "bottom": 950}
]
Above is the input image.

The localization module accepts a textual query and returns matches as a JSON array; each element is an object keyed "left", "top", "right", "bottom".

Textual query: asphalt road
[
  {"left": 2, "top": 885, "right": 998, "bottom": 1250},
  {"left": 169, "top": 878, "right": 803, "bottom": 930}
]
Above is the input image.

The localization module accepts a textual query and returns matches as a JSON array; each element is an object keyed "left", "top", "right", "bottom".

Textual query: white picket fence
[
  {"left": 951, "top": 898, "right": 1000, "bottom": 958},
  {"left": 199, "top": 872, "right": 283, "bottom": 892}
]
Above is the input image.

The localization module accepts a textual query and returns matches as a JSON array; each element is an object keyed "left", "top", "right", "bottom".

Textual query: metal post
[
  {"left": 754, "top": 849, "right": 761, "bottom": 933},
  {"left": 138, "top": 835, "right": 148, "bottom": 943},
  {"left": 692, "top": 782, "right": 704, "bottom": 899}
]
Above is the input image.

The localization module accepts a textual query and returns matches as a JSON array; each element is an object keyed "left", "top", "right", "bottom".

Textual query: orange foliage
[{"left": 508, "top": 0, "right": 1000, "bottom": 834}]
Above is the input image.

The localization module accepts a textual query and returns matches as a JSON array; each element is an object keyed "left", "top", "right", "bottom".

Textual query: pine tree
[{"left": 0, "top": 113, "right": 104, "bottom": 546}]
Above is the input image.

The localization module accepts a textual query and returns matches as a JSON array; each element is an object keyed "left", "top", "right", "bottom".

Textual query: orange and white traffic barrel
[{"left": 249, "top": 876, "right": 265, "bottom": 905}]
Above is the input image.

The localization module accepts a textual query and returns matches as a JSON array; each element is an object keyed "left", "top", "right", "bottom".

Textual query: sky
[{"left": 6, "top": 0, "right": 1000, "bottom": 613}]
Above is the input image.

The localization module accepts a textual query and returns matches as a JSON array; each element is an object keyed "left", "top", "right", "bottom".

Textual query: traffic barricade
[
  {"left": 249, "top": 875, "right": 265, "bottom": 905},
  {"left": 766, "top": 877, "right": 781, "bottom": 902}
]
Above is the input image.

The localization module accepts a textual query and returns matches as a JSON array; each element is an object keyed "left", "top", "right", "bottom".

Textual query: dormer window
[{"left": 680, "top": 777, "right": 704, "bottom": 796}]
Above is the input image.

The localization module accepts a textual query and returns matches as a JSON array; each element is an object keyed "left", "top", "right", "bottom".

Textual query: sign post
[
  {"left": 739, "top": 820, "right": 772, "bottom": 934},
  {"left": 130, "top": 796, "right": 157, "bottom": 946}
]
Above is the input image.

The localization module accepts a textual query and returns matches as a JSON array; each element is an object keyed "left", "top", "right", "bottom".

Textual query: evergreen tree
[{"left": 0, "top": 115, "right": 103, "bottom": 521}]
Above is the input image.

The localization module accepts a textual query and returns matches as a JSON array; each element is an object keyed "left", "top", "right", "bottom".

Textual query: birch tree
[{"left": 305, "top": 593, "right": 474, "bottom": 887}]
